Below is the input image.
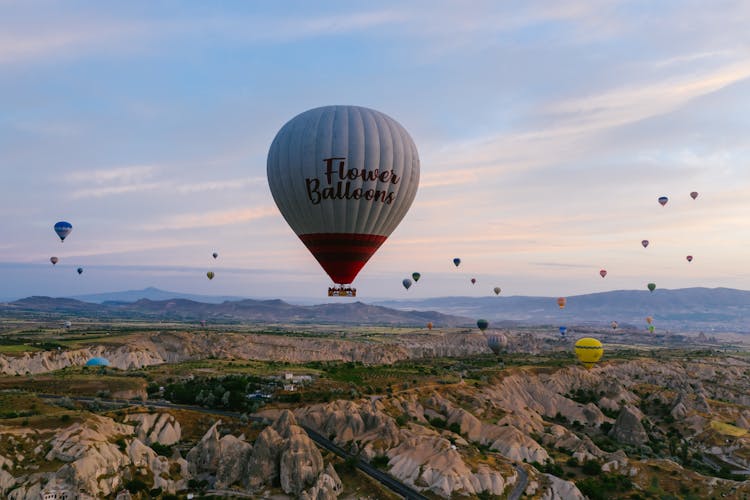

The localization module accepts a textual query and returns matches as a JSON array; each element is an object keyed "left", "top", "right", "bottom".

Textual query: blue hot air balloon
[
  {"left": 453, "top": 258, "right": 461, "bottom": 267},
  {"left": 54, "top": 221, "right": 73, "bottom": 242},
  {"left": 559, "top": 326, "right": 568, "bottom": 337},
  {"left": 402, "top": 278, "right": 412, "bottom": 290},
  {"left": 85, "top": 357, "right": 110, "bottom": 367},
  {"left": 77, "top": 267, "right": 83, "bottom": 275},
  {"left": 658, "top": 196, "right": 668, "bottom": 207}
]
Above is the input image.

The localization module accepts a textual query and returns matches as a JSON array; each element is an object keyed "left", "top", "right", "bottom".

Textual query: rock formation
[{"left": 610, "top": 405, "right": 649, "bottom": 446}]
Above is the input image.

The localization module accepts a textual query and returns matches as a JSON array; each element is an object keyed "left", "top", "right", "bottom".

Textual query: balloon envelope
[
  {"left": 686, "top": 255, "right": 693, "bottom": 262},
  {"left": 690, "top": 191, "right": 698, "bottom": 200},
  {"left": 647, "top": 283, "right": 656, "bottom": 292},
  {"left": 646, "top": 316, "right": 653, "bottom": 324},
  {"left": 207, "top": 271, "right": 215, "bottom": 280},
  {"left": 76, "top": 267, "right": 83, "bottom": 275},
  {"left": 599, "top": 269, "right": 607, "bottom": 278},
  {"left": 453, "top": 258, "right": 461, "bottom": 267},
  {"left": 658, "top": 196, "right": 668, "bottom": 206},
  {"left": 426, "top": 322, "right": 433, "bottom": 330},
  {"left": 212, "top": 252, "right": 218, "bottom": 259},
  {"left": 641, "top": 240, "right": 649, "bottom": 248},
  {"left": 476, "top": 319, "right": 489, "bottom": 332},
  {"left": 493, "top": 287, "right": 501, "bottom": 295},
  {"left": 487, "top": 334, "right": 506, "bottom": 354},
  {"left": 557, "top": 297, "right": 566, "bottom": 309},
  {"left": 412, "top": 272, "right": 421, "bottom": 282},
  {"left": 559, "top": 326, "right": 567, "bottom": 337},
  {"left": 575, "top": 338, "right": 603, "bottom": 369},
  {"left": 267, "top": 105, "right": 420, "bottom": 285},
  {"left": 648, "top": 325, "right": 655, "bottom": 333},
  {"left": 54, "top": 221, "right": 73, "bottom": 241},
  {"left": 50, "top": 257, "right": 58, "bottom": 265},
  {"left": 85, "top": 357, "right": 110, "bottom": 367},
  {"left": 611, "top": 321, "right": 618, "bottom": 330},
  {"left": 470, "top": 278, "right": 476, "bottom": 285},
  {"left": 402, "top": 278, "right": 412, "bottom": 290}
]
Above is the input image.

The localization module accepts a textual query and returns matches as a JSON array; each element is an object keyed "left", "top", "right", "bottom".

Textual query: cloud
[{"left": 141, "top": 206, "right": 278, "bottom": 231}]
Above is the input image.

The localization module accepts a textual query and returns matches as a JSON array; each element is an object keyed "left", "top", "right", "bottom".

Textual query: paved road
[
  {"left": 509, "top": 464, "right": 528, "bottom": 500},
  {"left": 39, "top": 394, "right": 429, "bottom": 500}
]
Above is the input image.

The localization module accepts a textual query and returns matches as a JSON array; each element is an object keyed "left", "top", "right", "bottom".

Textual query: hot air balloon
[
  {"left": 642, "top": 240, "right": 649, "bottom": 248},
  {"left": 453, "top": 258, "right": 461, "bottom": 267},
  {"left": 559, "top": 326, "right": 568, "bottom": 337},
  {"left": 85, "top": 357, "right": 110, "bottom": 367},
  {"left": 54, "top": 221, "right": 73, "bottom": 242},
  {"left": 686, "top": 255, "right": 693, "bottom": 262},
  {"left": 50, "top": 257, "right": 58, "bottom": 266},
  {"left": 646, "top": 316, "right": 653, "bottom": 325},
  {"left": 200, "top": 320, "right": 207, "bottom": 327},
  {"left": 647, "top": 283, "right": 656, "bottom": 292},
  {"left": 493, "top": 287, "right": 501, "bottom": 295},
  {"left": 207, "top": 271, "right": 215, "bottom": 280},
  {"left": 658, "top": 196, "right": 668, "bottom": 206},
  {"left": 648, "top": 325, "right": 655, "bottom": 333},
  {"left": 575, "top": 338, "right": 603, "bottom": 369},
  {"left": 426, "top": 322, "right": 433, "bottom": 330},
  {"left": 77, "top": 267, "right": 83, "bottom": 275},
  {"left": 212, "top": 252, "right": 218, "bottom": 259},
  {"left": 487, "top": 334, "right": 507, "bottom": 355},
  {"left": 690, "top": 191, "right": 698, "bottom": 200},
  {"left": 599, "top": 269, "right": 607, "bottom": 278},
  {"left": 412, "top": 272, "right": 421, "bottom": 282},
  {"left": 267, "top": 105, "right": 419, "bottom": 296},
  {"left": 557, "top": 297, "right": 566, "bottom": 309},
  {"left": 402, "top": 278, "right": 412, "bottom": 290},
  {"left": 470, "top": 278, "right": 476, "bottom": 285},
  {"left": 611, "top": 321, "right": 618, "bottom": 330},
  {"left": 477, "top": 319, "right": 489, "bottom": 332}
]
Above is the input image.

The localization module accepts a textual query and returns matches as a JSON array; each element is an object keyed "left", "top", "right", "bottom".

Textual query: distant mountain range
[{"left": 1, "top": 287, "right": 747, "bottom": 332}]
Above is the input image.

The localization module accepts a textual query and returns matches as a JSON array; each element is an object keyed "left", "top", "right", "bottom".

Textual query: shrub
[{"left": 582, "top": 460, "right": 602, "bottom": 476}]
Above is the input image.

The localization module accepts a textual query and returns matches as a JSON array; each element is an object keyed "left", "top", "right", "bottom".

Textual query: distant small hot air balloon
[
  {"left": 599, "top": 269, "right": 607, "bottom": 278},
  {"left": 453, "top": 258, "right": 461, "bottom": 267},
  {"left": 50, "top": 257, "right": 59, "bottom": 266},
  {"left": 77, "top": 267, "right": 83, "bottom": 275},
  {"left": 402, "top": 278, "right": 412, "bottom": 290},
  {"left": 611, "top": 321, "right": 618, "bottom": 330},
  {"left": 470, "top": 278, "right": 476, "bottom": 285},
  {"left": 690, "top": 191, "right": 698, "bottom": 200},
  {"left": 412, "top": 272, "right": 421, "bottom": 282},
  {"left": 559, "top": 326, "right": 567, "bottom": 337},
  {"left": 646, "top": 316, "right": 653, "bottom": 325},
  {"left": 648, "top": 325, "right": 655, "bottom": 333},
  {"left": 54, "top": 221, "right": 73, "bottom": 242},
  {"left": 686, "top": 255, "right": 693, "bottom": 262},
  {"left": 647, "top": 283, "right": 656, "bottom": 292},
  {"left": 493, "top": 287, "right": 501, "bottom": 295},
  {"left": 642, "top": 240, "right": 649, "bottom": 248},
  {"left": 557, "top": 297, "right": 566, "bottom": 309},
  {"left": 487, "top": 334, "right": 507, "bottom": 354},
  {"left": 426, "top": 322, "right": 433, "bottom": 330},
  {"left": 206, "top": 271, "right": 215, "bottom": 280},
  {"left": 212, "top": 252, "right": 218, "bottom": 259},
  {"left": 658, "top": 196, "right": 668, "bottom": 206},
  {"left": 477, "top": 319, "right": 489, "bottom": 332},
  {"left": 575, "top": 338, "right": 603, "bottom": 369}
]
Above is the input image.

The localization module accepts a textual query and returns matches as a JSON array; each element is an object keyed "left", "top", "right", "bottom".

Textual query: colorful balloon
[
  {"left": 686, "top": 255, "right": 693, "bottom": 262},
  {"left": 77, "top": 267, "right": 83, "bottom": 275},
  {"left": 426, "top": 322, "right": 433, "bottom": 330},
  {"left": 599, "top": 269, "right": 607, "bottom": 278},
  {"left": 50, "top": 257, "right": 58, "bottom": 266},
  {"left": 642, "top": 240, "right": 649, "bottom": 248},
  {"left": 648, "top": 325, "right": 655, "bottom": 333},
  {"left": 207, "top": 271, "right": 215, "bottom": 280},
  {"left": 611, "top": 321, "right": 618, "bottom": 330},
  {"left": 658, "top": 196, "right": 668, "bottom": 206},
  {"left": 412, "top": 272, "right": 421, "bottom": 282},
  {"left": 646, "top": 316, "right": 653, "bottom": 325},
  {"left": 690, "top": 191, "right": 698, "bottom": 200},
  {"left": 402, "top": 278, "right": 412, "bottom": 290},
  {"left": 476, "top": 319, "right": 489, "bottom": 332},
  {"left": 212, "top": 252, "right": 218, "bottom": 259},
  {"left": 267, "top": 105, "right": 420, "bottom": 287},
  {"left": 470, "top": 278, "right": 476, "bottom": 285},
  {"left": 493, "top": 287, "right": 501, "bottom": 295},
  {"left": 54, "top": 221, "right": 73, "bottom": 242},
  {"left": 487, "top": 334, "right": 506, "bottom": 354},
  {"left": 575, "top": 338, "right": 603, "bottom": 369},
  {"left": 453, "top": 258, "right": 461, "bottom": 267},
  {"left": 557, "top": 297, "right": 566, "bottom": 309},
  {"left": 647, "top": 283, "right": 656, "bottom": 292},
  {"left": 559, "top": 326, "right": 567, "bottom": 337}
]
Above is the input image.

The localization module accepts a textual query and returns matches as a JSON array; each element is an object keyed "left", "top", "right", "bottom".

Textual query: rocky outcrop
[
  {"left": 610, "top": 405, "right": 649, "bottom": 445},
  {"left": 126, "top": 412, "right": 181, "bottom": 445}
]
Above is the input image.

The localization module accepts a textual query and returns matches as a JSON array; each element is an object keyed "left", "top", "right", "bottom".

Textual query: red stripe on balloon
[{"left": 299, "top": 233, "right": 387, "bottom": 285}]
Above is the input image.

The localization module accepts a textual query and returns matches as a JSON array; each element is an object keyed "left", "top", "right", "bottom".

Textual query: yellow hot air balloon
[
  {"left": 557, "top": 297, "right": 566, "bottom": 309},
  {"left": 574, "top": 338, "right": 603, "bottom": 369}
]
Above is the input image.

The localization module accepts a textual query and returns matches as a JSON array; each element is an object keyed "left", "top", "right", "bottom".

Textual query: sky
[{"left": 1, "top": 0, "right": 749, "bottom": 302}]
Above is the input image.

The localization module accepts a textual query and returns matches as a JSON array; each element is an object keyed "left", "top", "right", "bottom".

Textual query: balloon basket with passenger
[{"left": 328, "top": 285, "right": 356, "bottom": 297}]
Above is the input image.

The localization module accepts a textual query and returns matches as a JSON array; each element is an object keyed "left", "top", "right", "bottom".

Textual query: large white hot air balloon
[{"left": 267, "top": 105, "right": 420, "bottom": 295}]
